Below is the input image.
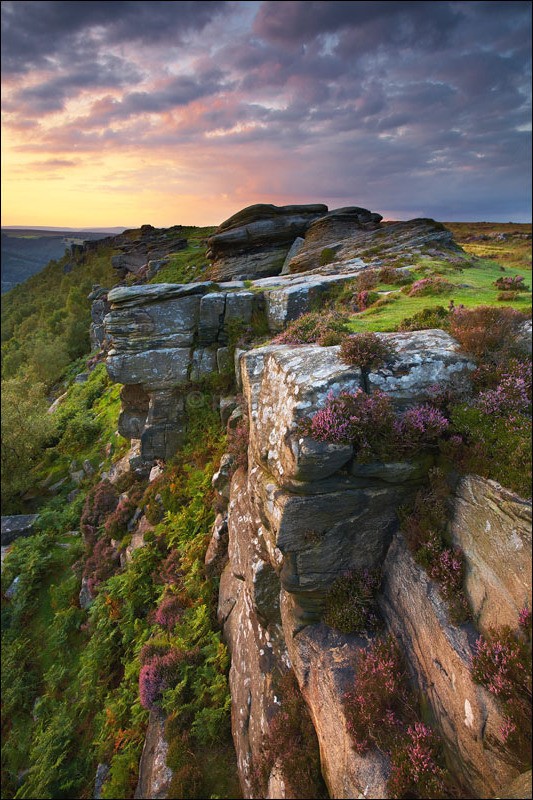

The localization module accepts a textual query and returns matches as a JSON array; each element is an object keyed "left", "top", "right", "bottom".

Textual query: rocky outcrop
[
  {"left": 133, "top": 710, "right": 173, "bottom": 799},
  {"left": 88, "top": 285, "right": 111, "bottom": 350},
  {"left": 450, "top": 476, "right": 532, "bottom": 633},
  {"left": 1, "top": 514, "right": 39, "bottom": 545},
  {"left": 103, "top": 271, "right": 368, "bottom": 461},
  {"left": 288, "top": 217, "right": 465, "bottom": 274},
  {"left": 379, "top": 534, "right": 519, "bottom": 796},
  {"left": 110, "top": 224, "right": 187, "bottom": 278},
  {"left": 206, "top": 203, "right": 327, "bottom": 280}
]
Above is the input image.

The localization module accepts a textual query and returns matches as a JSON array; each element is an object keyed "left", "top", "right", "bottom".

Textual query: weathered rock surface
[
  {"left": 93, "top": 763, "right": 110, "bottom": 799},
  {"left": 207, "top": 203, "right": 327, "bottom": 280},
  {"left": 1, "top": 514, "right": 39, "bottom": 546},
  {"left": 281, "top": 592, "right": 391, "bottom": 799},
  {"left": 109, "top": 224, "right": 188, "bottom": 278},
  {"left": 288, "top": 206, "right": 382, "bottom": 273},
  {"left": 133, "top": 710, "right": 173, "bottom": 799},
  {"left": 450, "top": 476, "right": 532, "bottom": 632},
  {"left": 498, "top": 770, "right": 533, "bottom": 799},
  {"left": 379, "top": 534, "right": 519, "bottom": 797}
]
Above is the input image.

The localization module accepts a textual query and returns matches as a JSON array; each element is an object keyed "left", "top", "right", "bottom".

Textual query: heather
[
  {"left": 273, "top": 309, "right": 350, "bottom": 345},
  {"left": 343, "top": 635, "right": 451, "bottom": 798},
  {"left": 471, "top": 615, "right": 532, "bottom": 768},
  {"left": 301, "top": 389, "right": 448, "bottom": 462},
  {"left": 399, "top": 469, "right": 470, "bottom": 625},
  {"left": 322, "top": 568, "right": 382, "bottom": 634}
]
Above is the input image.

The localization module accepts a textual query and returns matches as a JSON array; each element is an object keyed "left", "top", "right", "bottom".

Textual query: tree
[{"left": 1, "top": 378, "right": 57, "bottom": 511}]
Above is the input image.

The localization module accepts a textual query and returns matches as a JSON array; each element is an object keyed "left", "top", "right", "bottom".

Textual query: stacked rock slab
[
  {"left": 103, "top": 271, "right": 367, "bottom": 461},
  {"left": 287, "top": 206, "right": 382, "bottom": 273},
  {"left": 206, "top": 203, "right": 328, "bottom": 280}
]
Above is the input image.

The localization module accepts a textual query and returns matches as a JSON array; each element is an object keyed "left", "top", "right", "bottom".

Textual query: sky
[{"left": 1, "top": 1, "right": 531, "bottom": 228}]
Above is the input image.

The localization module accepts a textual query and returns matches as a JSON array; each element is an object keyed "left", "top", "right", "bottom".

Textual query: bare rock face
[
  {"left": 287, "top": 206, "right": 382, "bottom": 273},
  {"left": 109, "top": 224, "right": 188, "bottom": 278},
  {"left": 218, "top": 470, "right": 289, "bottom": 799},
  {"left": 281, "top": 592, "right": 391, "bottom": 799},
  {"left": 207, "top": 203, "right": 327, "bottom": 280},
  {"left": 379, "top": 534, "right": 519, "bottom": 797},
  {"left": 1, "top": 514, "right": 39, "bottom": 546},
  {"left": 133, "top": 710, "right": 173, "bottom": 799},
  {"left": 450, "top": 475, "right": 532, "bottom": 632}
]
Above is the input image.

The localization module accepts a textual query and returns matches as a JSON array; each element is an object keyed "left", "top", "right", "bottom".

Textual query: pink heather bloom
[{"left": 518, "top": 607, "right": 532, "bottom": 629}]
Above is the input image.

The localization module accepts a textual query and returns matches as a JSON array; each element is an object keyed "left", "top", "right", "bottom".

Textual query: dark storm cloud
[{"left": 1, "top": 1, "right": 229, "bottom": 73}]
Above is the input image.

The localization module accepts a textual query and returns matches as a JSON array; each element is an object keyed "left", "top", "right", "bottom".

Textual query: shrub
[
  {"left": 319, "top": 247, "right": 337, "bottom": 266},
  {"left": 388, "top": 722, "right": 446, "bottom": 799},
  {"left": 471, "top": 620, "right": 531, "bottom": 765},
  {"left": 339, "top": 332, "right": 395, "bottom": 374},
  {"left": 475, "top": 360, "right": 531, "bottom": 416},
  {"left": 352, "top": 290, "right": 380, "bottom": 311},
  {"left": 400, "top": 470, "right": 470, "bottom": 624},
  {"left": 343, "top": 635, "right": 410, "bottom": 753},
  {"left": 408, "top": 277, "right": 455, "bottom": 297},
  {"left": 154, "top": 593, "right": 187, "bottom": 631},
  {"left": 446, "top": 404, "right": 531, "bottom": 498},
  {"left": 252, "top": 671, "right": 326, "bottom": 799},
  {"left": 449, "top": 305, "right": 528, "bottom": 360},
  {"left": 226, "top": 417, "right": 249, "bottom": 473},
  {"left": 494, "top": 275, "right": 528, "bottom": 291},
  {"left": 83, "top": 537, "right": 120, "bottom": 595},
  {"left": 274, "top": 310, "right": 350, "bottom": 346},
  {"left": 398, "top": 305, "right": 450, "bottom": 332},
  {"left": 301, "top": 389, "right": 447, "bottom": 462},
  {"left": 81, "top": 480, "right": 119, "bottom": 545},
  {"left": 139, "top": 648, "right": 186, "bottom": 711},
  {"left": 323, "top": 568, "right": 382, "bottom": 634},
  {"left": 353, "top": 270, "right": 379, "bottom": 291}
]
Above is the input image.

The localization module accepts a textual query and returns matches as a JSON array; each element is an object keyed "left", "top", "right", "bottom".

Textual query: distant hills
[{"left": 1, "top": 227, "right": 128, "bottom": 293}]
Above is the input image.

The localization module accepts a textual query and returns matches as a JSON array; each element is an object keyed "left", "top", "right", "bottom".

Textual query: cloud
[{"left": 1, "top": 1, "right": 531, "bottom": 224}]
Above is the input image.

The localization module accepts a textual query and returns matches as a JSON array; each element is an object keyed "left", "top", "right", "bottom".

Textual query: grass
[
  {"left": 347, "top": 255, "right": 531, "bottom": 332},
  {"left": 148, "top": 226, "right": 216, "bottom": 284}
]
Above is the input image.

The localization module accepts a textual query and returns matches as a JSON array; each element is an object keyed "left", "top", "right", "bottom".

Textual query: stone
[
  {"left": 280, "top": 237, "right": 305, "bottom": 274},
  {"left": 379, "top": 534, "right": 519, "bottom": 797},
  {"left": 67, "top": 489, "right": 80, "bottom": 503},
  {"left": 1, "top": 514, "right": 39, "bottom": 545},
  {"left": 133, "top": 710, "right": 173, "bottom": 800},
  {"left": 216, "top": 346, "right": 232, "bottom": 374},
  {"left": 5, "top": 575, "right": 21, "bottom": 599},
  {"left": 118, "top": 384, "right": 150, "bottom": 440},
  {"left": 207, "top": 203, "right": 328, "bottom": 281},
  {"left": 497, "top": 770, "right": 533, "bottom": 799},
  {"left": 93, "top": 763, "right": 110, "bottom": 799},
  {"left": 83, "top": 459, "right": 95, "bottom": 476},
  {"left": 287, "top": 206, "right": 382, "bottom": 273},
  {"left": 107, "top": 281, "right": 213, "bottom": 308},
  {"left": 141, "top": 390, "right": 186, "bottom": 461},
  {"left": 205, "top": 513, "right": 229, "bottom": 578},
  {"left": 105, "top": 296, "right": 200, "bottom": 353},
  {"left": 190, "top": 347, "right": 218, "bottom": 382},
  {"left": 368, "top": 329, "right": 476, "bottom": 406},
  {"left": 74, "top": 372, "right": 89, "bottom": 383},
  {"left": 198, "top": 293, "right": 226, "bottom": 344},
  {"left": 106, "top": 347, "right": 191, "bottom": 389},
  {"left": 224, "top": 291, "right": 254, "bottom": 327},
  {"left": 70, "top": 470, "right": 85, "bottom": 486},
  {"left": 350, "top": 455, "right": 434, "bottom": 483},
  {"left": 220, "top": 395, "right": 239, "bottom": 427},
  {"left": 149, "top": 464, "right": 164, "bottom": 483},
  {"left": 450, "top": 475, "right": 532, "bottom": 632},
  {"left": 47, "top": 391, "right": 68, "bottom": 414},
  {"left": 281, "top": 592, "right": 391, "bottom": 799},
  {"left": 240, "top": 344, "right": 361, "bottom": 484},
  {"left": 212, "top": 453, "right": 235, "bottom": 497},
  {"left": 79, "top": 576, "right": 94, "bottom": 610},
  {"left": 288, "top": 437, "right": 354, "bottom": 483}
]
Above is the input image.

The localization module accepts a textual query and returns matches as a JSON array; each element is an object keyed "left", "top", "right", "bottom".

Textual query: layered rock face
[
  {"left": 206, "top": 203, "right": 328, "bottom": 280},
  {"left": 288, "top": 216, "right": 464, "bottom": 274},
  {"left": 213, "top": 335, "right": 527, "bottom": 800},
  {"left": 102, "top": 271, "right": 367, "bottom": 460}
]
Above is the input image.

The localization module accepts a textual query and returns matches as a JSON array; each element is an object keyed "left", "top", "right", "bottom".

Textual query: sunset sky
[{"left": 1, "top": 1, "right": 531, "bottom": 228}]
